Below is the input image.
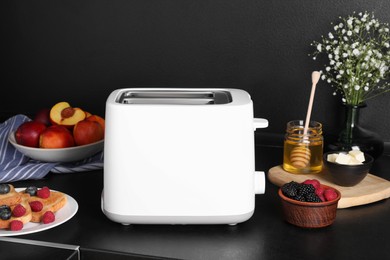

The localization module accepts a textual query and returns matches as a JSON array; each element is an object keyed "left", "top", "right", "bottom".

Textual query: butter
[
  {"left": 335, "top": 153, "right": 352, "bottom": 165},
  {"left": 328, "top": 150, "right": 365, "bottom": 165},
  {"left": 327, "top": 153, "right": 338, "bottom": 163},
  {"left": 348, "top": 150, "right": 365, "bottom": 163}
]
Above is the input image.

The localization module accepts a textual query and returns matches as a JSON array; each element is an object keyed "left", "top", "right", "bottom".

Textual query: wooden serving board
[{"left": 268, "top": 165, "right": 390, "bottom": 209}]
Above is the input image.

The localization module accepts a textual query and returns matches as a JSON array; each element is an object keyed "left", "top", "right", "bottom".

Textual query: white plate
[
  {"left": 8, "top": 131, "right": 104, "bottom": 163},
  {"left": 0, "top": 188, "right": 78, "bottom": 237}
]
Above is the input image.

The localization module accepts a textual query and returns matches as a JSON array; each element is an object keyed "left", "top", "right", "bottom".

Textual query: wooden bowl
[{"left": 278, "top": 185, "right": 341, "bottom": 228}]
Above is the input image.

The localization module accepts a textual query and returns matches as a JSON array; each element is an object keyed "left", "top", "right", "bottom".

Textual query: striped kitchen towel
[{"left": 0, "top": 114, "right": 104, "bottom": 183}]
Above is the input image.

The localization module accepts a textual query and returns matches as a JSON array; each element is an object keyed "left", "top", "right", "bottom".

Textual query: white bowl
[{"left": 8, "top": 131, "right": 104, "bottom": 163}]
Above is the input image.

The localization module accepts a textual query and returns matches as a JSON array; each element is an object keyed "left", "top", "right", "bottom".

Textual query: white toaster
[{"left": 102, "top": 88, "right": 268, "bottom": 225}]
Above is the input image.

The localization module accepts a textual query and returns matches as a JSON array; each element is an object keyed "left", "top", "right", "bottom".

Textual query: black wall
[{"left": 1, "top": 1, "right": 390, "bottom": 144}]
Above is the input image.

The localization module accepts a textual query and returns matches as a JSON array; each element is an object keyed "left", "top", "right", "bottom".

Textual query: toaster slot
[{"left": 117, "top": 90, "right": 232, "bottom": 105}]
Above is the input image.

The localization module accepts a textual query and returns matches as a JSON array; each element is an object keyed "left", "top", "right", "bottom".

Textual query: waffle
[
  {"left": 27, "top": 190, "right": 67, "bottom": 223},
  {"left": 0, "top": 193, "right": 32, "bottom": 229}
]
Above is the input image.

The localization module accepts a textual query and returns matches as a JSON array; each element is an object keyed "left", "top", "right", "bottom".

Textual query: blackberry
[
  {"left": 0, "top": 184, "right": 10, "bottom": 195},
  {"left": 0, "top": 205, "right": 11, "bottom": 220},
  {"left": 281, "top": 181, "right": 300, "bottom": 198},
  {"left": 305, "top": 193, "right": 322, "bottom": 203},
  {"left": 297, "top": 184, "right": 315, "bottom": 196},
  {"left": 293, "top": 194, "right": 306, "bottom": 202}
]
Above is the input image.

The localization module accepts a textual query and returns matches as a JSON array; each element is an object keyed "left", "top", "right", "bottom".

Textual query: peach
[
  {"left": 50, "top": 102, "right": 86, "bottom": 128},
  {"left": 39, "top": 125, "right": 75, "bottom": 148},
  {"left": 73, "top": 120, "right": 104, "bottom": 146},
  {"left": 33, "top": 108, "right": 51, "bottom": 126},
  {"left": 15, "top": 121, "right": 47, "bottom": 148},
  {"left": 86, "top": 115, "right": 105, "bottom": 134}
]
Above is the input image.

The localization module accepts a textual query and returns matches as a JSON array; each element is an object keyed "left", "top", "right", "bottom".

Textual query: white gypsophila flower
[
  {"left": 310, "top": 11, "right": 390, "bottom": 105},
  {"left": 352, "top": 49, "right": 360, "bottom": 56},
  {"left": 342, "top": 98, "right": 346, "bottom": 102},
  {"left": 312, "top": 57, "right": 316, "bottom": 60}
]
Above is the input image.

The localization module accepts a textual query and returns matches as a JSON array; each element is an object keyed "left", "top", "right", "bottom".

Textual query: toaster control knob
[
  {"left": 254, "top": 171, "right": 266, "bottom": 194},
  {"left": 253, "top": 118, "right": 268, "bottom": 130}
]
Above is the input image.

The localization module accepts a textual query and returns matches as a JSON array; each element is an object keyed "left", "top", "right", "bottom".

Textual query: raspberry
[
  {"left": 315, "top": 186, "right": 325, "bottom": 197},
  {"left": 10, "top": 220, "right": 23, "bottom": 231},
  {"left": 29, "top": 201, "right": 43, "bottom": 212},
  {"left": 302, "top": 179, "right": 321, "bottom": 189},
  {"left": 37, "top": 186, "right": 50, "bottom": 199},
  {"left": 324, "top": 188, "right": 338, "bottom": 201},
  {"left": 12, "top": 204, "right": 26, "bottom": 217},
  {"left": 42, "top": 211, "right": 55, "bottom": 224}
]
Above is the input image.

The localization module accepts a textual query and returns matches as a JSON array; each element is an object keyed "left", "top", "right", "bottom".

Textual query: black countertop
[{"left": 1, "top": 145, "right": 390, "bottom": 260}]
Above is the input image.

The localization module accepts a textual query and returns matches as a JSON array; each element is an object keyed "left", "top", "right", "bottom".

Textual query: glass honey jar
[{"left": 283, "top": 120, "right": 323, "bottom": 174}]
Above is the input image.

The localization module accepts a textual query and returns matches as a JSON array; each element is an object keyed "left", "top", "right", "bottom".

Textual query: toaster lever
[
  {"left": 253, "top": 118, "right": 269, "bottom": 130},
  {"left": 254, "top": 171, "right": 266, "bottom": 194}
]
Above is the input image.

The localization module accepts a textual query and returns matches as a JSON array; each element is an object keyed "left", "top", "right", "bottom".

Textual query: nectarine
[
  {"left": 15, "top": 121, "right": 47, "bottom": 148},
  {"left": 73, "top": 120, "right": 104, "bottom": 146},
  {"left": 50, "top": 102, "right": 86, "bottom": 128},
  {"left": 39, "top": 125, "right": 75, "bottom": 148},
  {"left": 34, "top": 108, "right": 51, "bottom": 126},
  {"left": 86, "top": 115, "right": 105, "bottom": 134}
]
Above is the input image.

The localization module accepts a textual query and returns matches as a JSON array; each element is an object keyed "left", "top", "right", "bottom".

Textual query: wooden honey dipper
[{"left": 290, "top": 71, "right": 321, "bottom": 169}]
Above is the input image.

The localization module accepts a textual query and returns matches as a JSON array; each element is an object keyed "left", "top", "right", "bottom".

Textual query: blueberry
[
  {"left": 25, "top": 186, "right": 38, "bottom": 196},
  {"left": 0, "top": 184, "right": 10, "bottom": 195},
  {"left": 0, "top": 205, "right": 11, "bottom": 220}
]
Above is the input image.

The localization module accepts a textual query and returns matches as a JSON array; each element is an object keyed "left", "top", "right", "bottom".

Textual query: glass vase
[{"left": 328, "top": 104, "right": 384, "bottom": 160}]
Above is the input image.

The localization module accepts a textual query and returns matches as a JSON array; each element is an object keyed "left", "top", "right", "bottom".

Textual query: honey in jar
[{"left": 283, "top": 120, "right": 323, "bottom": 174}]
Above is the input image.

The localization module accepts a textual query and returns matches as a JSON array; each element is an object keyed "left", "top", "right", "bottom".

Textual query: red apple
[
  {"left": 34, "top": 108, "right": 51, "bottom": 126},
  {"left": 39, "top": 125, "right": 75, "bottom": 148},
  {"left": 15, "top": 121, "right": 47, "bottom": 148},
  {"left": 73, "top": 120, "right": 104, "bottom": 146}
]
